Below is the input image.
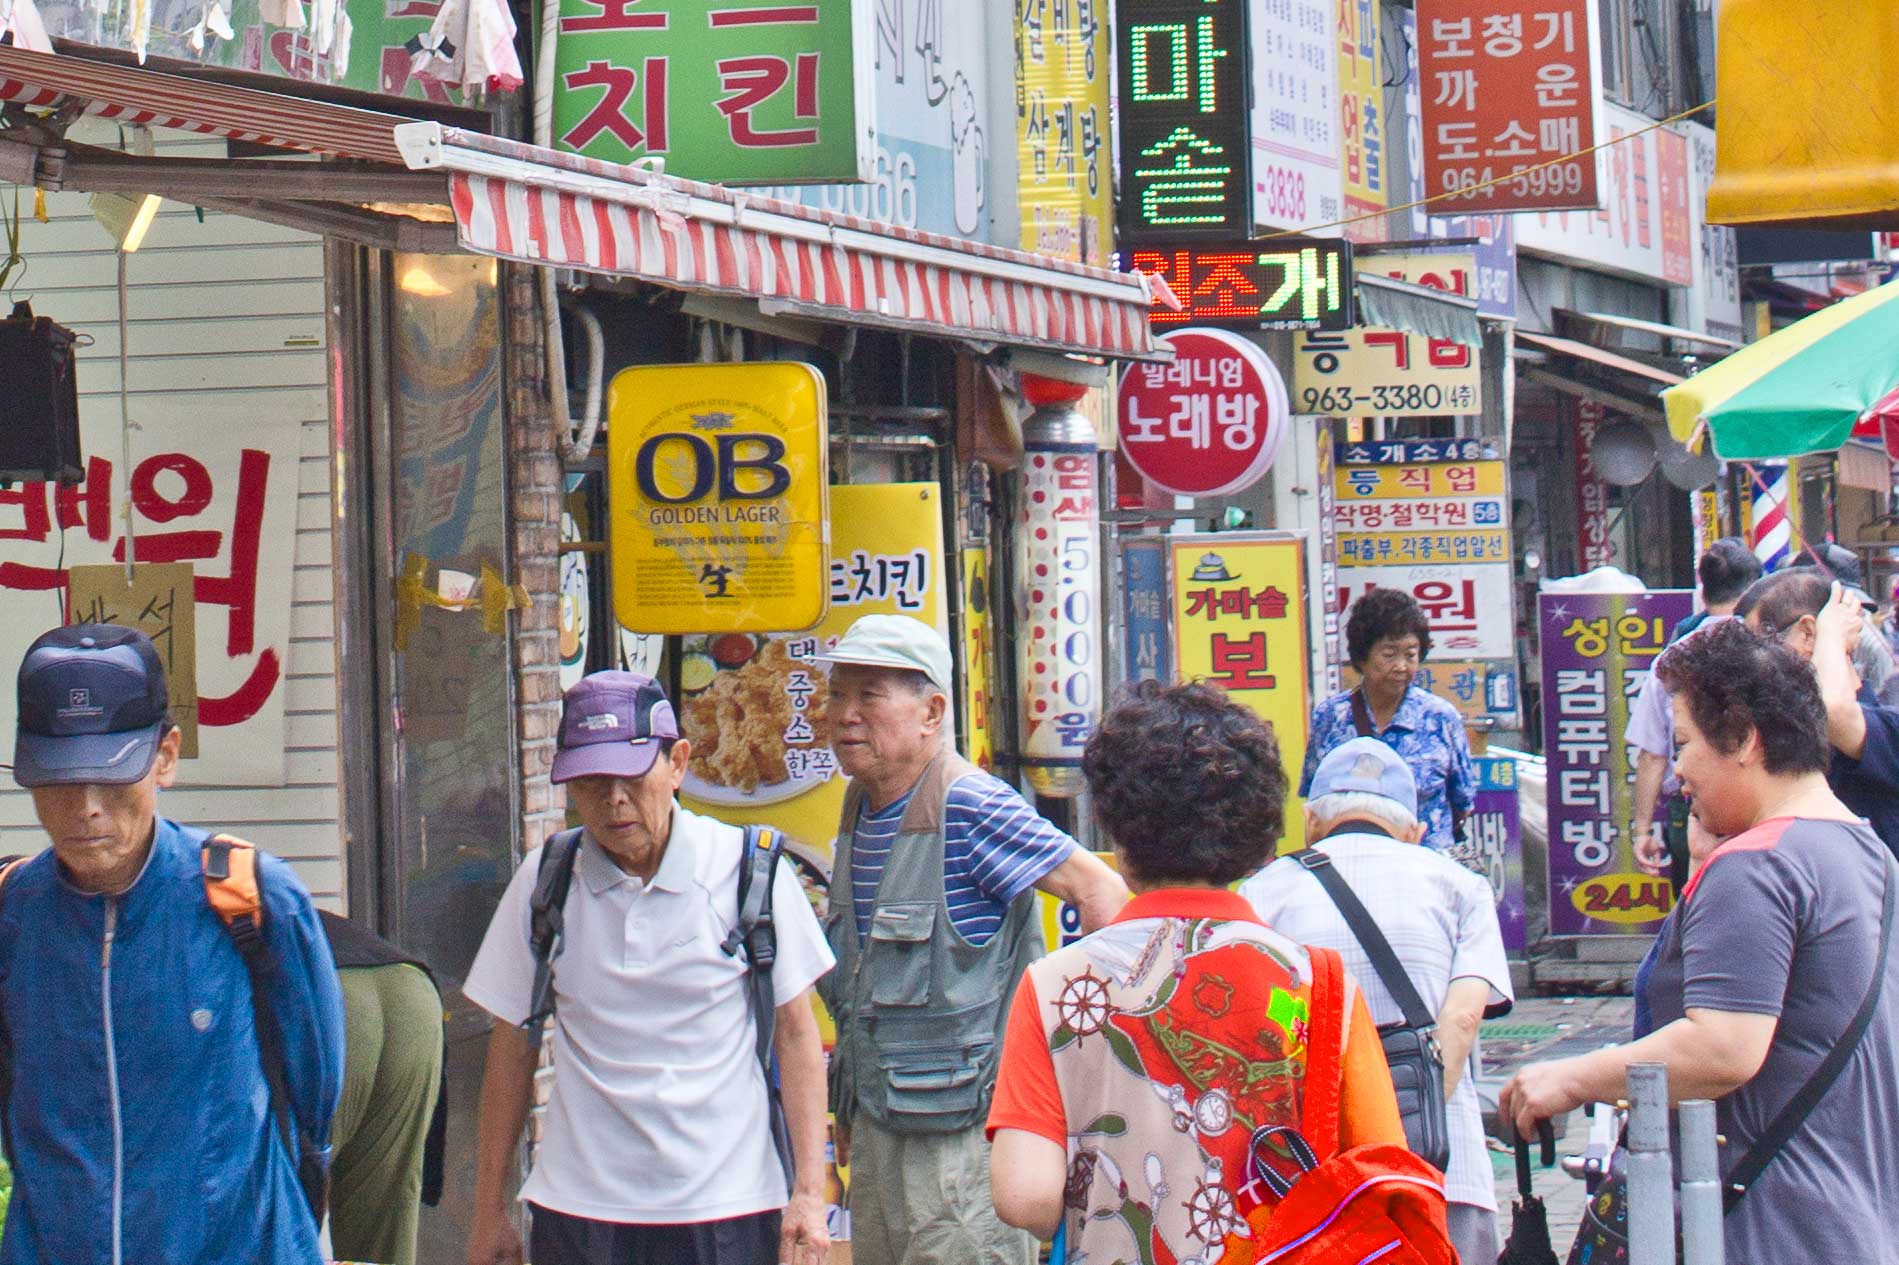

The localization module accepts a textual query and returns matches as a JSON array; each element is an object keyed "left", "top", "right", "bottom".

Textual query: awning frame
[
  {"left": 1355, "top": 272, "right": 1483, "bottom": 347},
  {"left": 394, "top": 122, "right": 1164, "bottom": 361}
]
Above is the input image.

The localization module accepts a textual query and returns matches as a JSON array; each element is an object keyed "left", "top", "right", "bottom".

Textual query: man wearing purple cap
[{"left": 462, "top": 671, "right": 835, "bottom": 1265}]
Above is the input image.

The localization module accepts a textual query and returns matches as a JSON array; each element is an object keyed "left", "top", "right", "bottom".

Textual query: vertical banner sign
[
  {"left": 1539, "top": 590, "right": 1694, "bottom": 936},
  {"left": 1336, "top": 0, "right": 1385, "bottom": 241},
  {"left": 1251, "top": 0, "right": 1344, "bottom": 232},
  {"left": 1295, "top": 254, "right": 1482, "bottom": 416},
  {"left": 1313, "top": 425, "right": 1344, "bottom": 694},
  {"left": 1114, "top": 0, "right": 1253, "bottom": 240},
  {"left": 1017, "top": 426, "right": 1102, "bottom": 797},
  {"left": 961, "top": 545, "right": 996, "bottom": 772},
  {"left": 553, "top": 0, "right": 873, "bottom": 183},
  {"left": 1464, "top": 757, "right": 1525, "bottom": 953},
  {"left": 607, "top": 362, "right": 830, "bottom": 635},
  {"left": 1016, "top": 0, "right": 1114, "bottom": 261},
  {"left": 1121, "top": 537, "right": 1172, "bottom": 685},
  {"left": 1417, "top": 0, "right": 1600, "bottom": 213},
  {"left": 1572, "top": 399, "right": 1614, "bottom": 570},
  {"left": 1169, "top": 534, "right": 1311, "bottom": 845},
  {"left": 1116, "top": 328, "right": 1292, "bottom": 496}
]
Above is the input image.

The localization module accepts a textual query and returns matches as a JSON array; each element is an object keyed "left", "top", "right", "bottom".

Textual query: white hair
[{"left": 1306, "top": 791, "right": 1418, "bottom": 835}]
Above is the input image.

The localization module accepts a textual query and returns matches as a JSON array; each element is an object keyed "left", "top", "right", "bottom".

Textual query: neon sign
[
  {"left": 1121, "top": 240, "right": 1355, "bottom": 330},
  {"left": 1114, "top": 0, "right": 1252, "bottom": 241}
]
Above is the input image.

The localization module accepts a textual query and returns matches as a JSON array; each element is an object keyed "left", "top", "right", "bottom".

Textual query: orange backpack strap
[
  {"left": 1300, "top": 944, "right": 1346, "bottom": 1161},
  {"left": 202, "top": 834, "right": 265, "bottom": 951}
]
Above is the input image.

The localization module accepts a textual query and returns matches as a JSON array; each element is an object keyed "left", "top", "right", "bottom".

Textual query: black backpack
[{"left": 522, "top": 823, "right": 794, "bottom": 1192}]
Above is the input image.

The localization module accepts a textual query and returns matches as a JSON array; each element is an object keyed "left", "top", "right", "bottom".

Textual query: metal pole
[
  {"left": 1678, "top": 1099, "right": 1725, "bottom": 1265},
  {"left": 1626, "top": 1062, "right": 1677, "bottom": 1265}
]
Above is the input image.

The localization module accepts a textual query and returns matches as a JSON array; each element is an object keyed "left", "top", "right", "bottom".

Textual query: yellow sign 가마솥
[
  {"left": 1170, "top": 534, "right": 1312, "bottom": 849},
  {"left": 608, "top": 363, "right": 830, "bottom": 635}
]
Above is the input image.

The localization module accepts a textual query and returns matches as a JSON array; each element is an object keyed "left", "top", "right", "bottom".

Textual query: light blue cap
[{"left": 1308, "top": 737, "right": 1418, "bottom": 817}]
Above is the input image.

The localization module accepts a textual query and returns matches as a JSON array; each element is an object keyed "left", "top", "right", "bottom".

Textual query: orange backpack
[{"left": 1218, "top": 946, "right": 1455, "bottom": 1265}]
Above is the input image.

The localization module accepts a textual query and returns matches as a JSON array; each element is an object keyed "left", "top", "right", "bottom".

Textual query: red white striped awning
[
  {"left": 394, "top": 124, "right": 1166, "bottom": 361},
  {"left": 0, "top": 44, "right": 414, "bottom": 164}
]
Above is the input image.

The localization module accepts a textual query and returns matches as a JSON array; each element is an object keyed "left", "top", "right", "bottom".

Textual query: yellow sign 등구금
[
  {"left": 1294, "top": 254, "right": 1483, "bottom": 417},
  {"left": 608, "top": 363, "right": 830, "bottom": 635},
  {"left": 1169, "top": 534, "right": 1311, "bottom": 848}
]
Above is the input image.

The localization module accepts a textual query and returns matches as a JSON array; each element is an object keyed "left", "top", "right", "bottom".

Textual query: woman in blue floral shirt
[{"left": 1301, "top": 588, "right": 1476, "bottom": 849}]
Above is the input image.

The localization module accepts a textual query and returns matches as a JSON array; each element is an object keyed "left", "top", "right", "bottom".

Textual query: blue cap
[
  {"left": 1308, "top": 737, "right": 1418, "bottom": 817},
  {"left": 552, "top": 671, "right": 680, "bottom": 784},
  {"left": 14, "top": 624, "right": 171, "bottom": 788}
]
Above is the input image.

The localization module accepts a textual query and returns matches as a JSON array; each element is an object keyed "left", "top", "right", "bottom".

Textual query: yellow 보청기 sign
[{"left": 608, "top": 363, "right": 830, "bottom": 635}]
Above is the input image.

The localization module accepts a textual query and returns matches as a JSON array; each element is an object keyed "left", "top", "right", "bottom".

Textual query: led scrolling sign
[
  {"left": 1122, "top": 239, "right": 1355, "bottom": 330},
  {"left": 1114, "top": 0, "right": 1254, "bottom": 240}
]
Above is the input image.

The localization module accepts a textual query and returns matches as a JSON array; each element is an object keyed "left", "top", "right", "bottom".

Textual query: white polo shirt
[{"left": 464, "top": 803, "right": 834, "bottom": 1224}]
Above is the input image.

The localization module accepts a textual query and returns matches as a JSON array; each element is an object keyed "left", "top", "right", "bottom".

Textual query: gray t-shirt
[{"left": 1646, "top": 816, "right": 1899, "bottom": 1263}]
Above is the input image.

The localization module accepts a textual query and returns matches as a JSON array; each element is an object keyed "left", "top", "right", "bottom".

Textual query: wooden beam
[
  {"left": 194, "top": 198, "right": 461, "bottom": 253},
  {"left": 1521, "top": 367, "right": 1665, "bottom": 424},
  {"left": 34, "top": 143, "right": 448, "bottom": 202}
]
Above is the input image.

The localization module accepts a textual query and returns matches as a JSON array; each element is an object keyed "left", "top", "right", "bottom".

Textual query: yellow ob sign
[{"left": 608, "top": 363, "right": 831, "bottom": 635}]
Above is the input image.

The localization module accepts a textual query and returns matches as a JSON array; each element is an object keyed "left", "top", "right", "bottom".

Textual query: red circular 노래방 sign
[{"left": 1116, "top": 327, "right": 1290, "bottom": 497}]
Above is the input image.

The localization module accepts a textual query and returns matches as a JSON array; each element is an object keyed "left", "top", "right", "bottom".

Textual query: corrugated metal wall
[{"left": 0, "top": 122, "right": 344, "bottom": 908}]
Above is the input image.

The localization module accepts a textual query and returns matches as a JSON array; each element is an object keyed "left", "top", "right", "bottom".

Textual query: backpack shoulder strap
[
  {"left": 1349, "top": 689, "right": 1377, "bottom": 737},
  {"left": 1301, "top": 944, "right": 1346, "bottom": 1160},
  {"left": 199, "top": 833, "right": 330, "bottom": 1221},
  {"left": 202, "top": 834, "right": 266, "bottom": 954},
  {"left": 523, "top": 828, "right": 585, "bottom": 1036},
  {"left": 729, "top": 824, "right": 794, "bottom": 1193}
]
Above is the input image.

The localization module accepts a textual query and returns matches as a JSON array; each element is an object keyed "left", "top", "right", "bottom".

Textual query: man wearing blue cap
[
  {"left": 0, "top": 623, "right": 345, "bottom": 1264},
  {"left": 1241, "top": 738, "right": 1513, "bottom": 1265},
  {"left": 462, "top": 670, "right": 835, "bottom": 1265}
]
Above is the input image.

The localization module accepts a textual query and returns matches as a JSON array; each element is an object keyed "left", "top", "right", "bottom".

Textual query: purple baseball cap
[{"left": 551, "top": 671, "right": 680, "bottom": 784}]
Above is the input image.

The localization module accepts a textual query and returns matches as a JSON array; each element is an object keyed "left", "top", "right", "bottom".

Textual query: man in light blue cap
[
  {"left": 1241, "top": 737, "right": 1514, "bottom": 1265},
  {"left": 814, "top": 613, "right": 1127, "bottom": 1265}
]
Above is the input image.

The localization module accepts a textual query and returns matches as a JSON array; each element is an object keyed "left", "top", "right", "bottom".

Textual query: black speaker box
[{"left": 0, "top": 301, "right": 83, "bottom": 486}]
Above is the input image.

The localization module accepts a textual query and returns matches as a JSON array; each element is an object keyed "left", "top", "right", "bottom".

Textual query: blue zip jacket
[{"left": 0, "top": 818, "right": 345, "bottom": 1265}]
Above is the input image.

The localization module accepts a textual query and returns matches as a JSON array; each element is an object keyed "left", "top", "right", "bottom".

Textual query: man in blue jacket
[{"left": 0, "top": 623, "right": 345, "bottom": 1264}]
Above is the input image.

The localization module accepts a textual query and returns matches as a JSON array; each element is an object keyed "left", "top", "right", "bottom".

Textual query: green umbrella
[{"left": 1663, "top": 279, "right": 1899, "bottom": 460}]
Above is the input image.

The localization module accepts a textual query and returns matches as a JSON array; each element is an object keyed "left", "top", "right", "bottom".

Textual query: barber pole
[
  {"left": 1016, "top": 375, "right": 1103, "bottom": 799},
  {"left": 1745, "top": 462, "right": 1791, "bottom": 571}
]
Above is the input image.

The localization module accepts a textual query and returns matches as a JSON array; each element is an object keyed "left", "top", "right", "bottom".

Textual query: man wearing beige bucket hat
[{"left": 814, "top": 614, "right": 1127, "bottom": 1265}]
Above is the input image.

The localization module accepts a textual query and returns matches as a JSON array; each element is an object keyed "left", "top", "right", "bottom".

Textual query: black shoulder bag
[{"left": 1293, "top": 846, "right": 1453, "bottom": 1172}]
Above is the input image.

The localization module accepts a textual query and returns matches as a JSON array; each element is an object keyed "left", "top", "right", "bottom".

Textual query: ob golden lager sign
[{"left": 608, "top": 363, "right": 830, "bottom": 634}]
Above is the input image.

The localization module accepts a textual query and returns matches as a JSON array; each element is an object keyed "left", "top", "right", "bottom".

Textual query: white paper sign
[
  {"left": 1250, "top": 0, "right": 1345, "bottom": 232},
  {"left": 1337, "top": 563, "right": 1515, "bottom": 660},
  {"left": 0, "top": 407, "right": 302, "bottom": 786}
]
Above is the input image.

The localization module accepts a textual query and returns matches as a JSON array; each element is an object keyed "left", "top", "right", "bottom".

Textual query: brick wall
[{"left": 505, "top": 263, "right": 569, "bottom": 853}]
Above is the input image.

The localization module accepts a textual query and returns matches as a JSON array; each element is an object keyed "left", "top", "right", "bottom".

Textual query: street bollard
[
  {"left": 1626, "top": 1063, "right": 1676, "bottom": 1265},
  {"left": 1677, "top": 1099, "right": 1725, "bottom": 1265}
]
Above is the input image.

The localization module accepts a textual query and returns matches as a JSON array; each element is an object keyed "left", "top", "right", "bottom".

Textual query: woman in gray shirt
[{"left": 1502, "top": 619, "right": 1899, "bottom": 1264}]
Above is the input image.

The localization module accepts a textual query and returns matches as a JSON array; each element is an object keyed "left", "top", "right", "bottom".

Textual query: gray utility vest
[{"left": 820, "top": 750, "right": 1045, "bottom": 1135}]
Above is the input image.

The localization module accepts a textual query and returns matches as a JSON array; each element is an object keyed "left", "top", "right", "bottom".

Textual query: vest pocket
[
  {"left": 867, "top": 901, "right": 937, "bottom": 1006},
  {"left": 873, "top": 1002, "right": 995, "bottom": 1120}
]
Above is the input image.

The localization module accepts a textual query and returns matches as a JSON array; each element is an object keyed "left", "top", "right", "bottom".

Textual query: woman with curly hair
[
  {"left": 1301, "top": 588, "right": 1475, "bottom": 849},
  {"left": 985, "top": 681, "right": 1404, "bottom": 1263},
  {"left": 1502, "top": 620, "right": 1899, "bottom": 1264}
]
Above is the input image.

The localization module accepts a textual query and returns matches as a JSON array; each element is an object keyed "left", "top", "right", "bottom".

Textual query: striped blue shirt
[{"left": 851, "top": 772, "right": 1078, "bottom": 947}]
